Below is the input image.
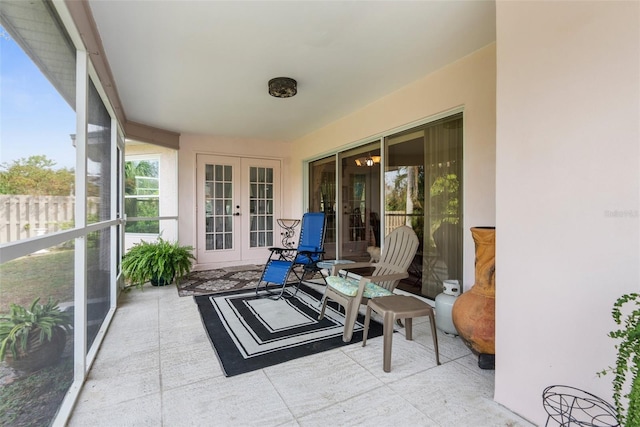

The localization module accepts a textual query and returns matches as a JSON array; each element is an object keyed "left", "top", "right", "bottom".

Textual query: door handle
[{"left": 233, "top": 212, "right": 241, "bottom": 216}]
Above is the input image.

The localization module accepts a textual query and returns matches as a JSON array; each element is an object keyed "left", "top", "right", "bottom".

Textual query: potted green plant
[
  {"left": 599, "top": 293, "right": 640, "bottom": 427},
  {"left": 121, "top": 237, "right": 195, "bottom": 289},
  {"left": 0, "top": 297, "right": 72, "bottom": 372}
]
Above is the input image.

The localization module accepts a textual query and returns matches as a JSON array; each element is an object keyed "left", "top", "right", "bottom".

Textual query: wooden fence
[
  {"left": 384, "top": 211, "right": 415, "bottom": 236},
  {"left": 0, "top": 200, "right": 417, "bottom": 245},
  {"left": 0, "top": 195, "right": 98, "bottom": 244}
]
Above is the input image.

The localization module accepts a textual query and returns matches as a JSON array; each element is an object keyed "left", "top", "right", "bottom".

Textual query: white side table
[{"left": 317, "top": 259, "right": 356, "bottom": 277}]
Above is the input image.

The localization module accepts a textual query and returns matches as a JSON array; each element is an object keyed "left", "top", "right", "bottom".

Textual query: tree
[
  {"left": 124, "top": 160, "right": 160, "bottom": 233},
  {"left": 124, "top": 160, "right": 158, "bottom": 195},
  {"left": 0, "top": 155, "right": 74, "bottom": 196},
  {"left": 385, "top": 168, "right": 408, "bottom": 211},
  {"left": 430, "top": 173, "right": 460, "bottom": 224}
]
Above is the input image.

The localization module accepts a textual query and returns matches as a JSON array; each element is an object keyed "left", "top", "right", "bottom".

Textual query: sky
[{"left": 0, "top": 26, "right": 77, "bottom": 170}]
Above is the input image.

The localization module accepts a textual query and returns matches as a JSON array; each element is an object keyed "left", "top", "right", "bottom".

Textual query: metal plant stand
[
  {"left": 542, "top": 385, "right": 619, "bottom": 426},
  {"left": 277, "top": 218, "right": 300, "bottom": 249}
]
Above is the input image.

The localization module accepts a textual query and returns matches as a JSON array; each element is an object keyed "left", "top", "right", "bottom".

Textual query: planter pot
[
  {"left": 452, "top": 227, "right": 495, "bottom": 359},
  {"left": 5, "top": 327, "right": 67, "bottom": 372},
  {"left": 151, "top": 276, "right": 174, "bottom": 286}
]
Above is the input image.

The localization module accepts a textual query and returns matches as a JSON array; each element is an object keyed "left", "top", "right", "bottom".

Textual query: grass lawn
[
  {"left": 1, "top": 248, "right": 110, "bottom": 426},
  {"left": 0, "top": 250, "right": 74, "bottom": 313},
  {"left": 1, "top": 250, "right": 75, "bottom": 426},
  {"left": 0, "top": 356, "right": 73, "bottom": 427}
]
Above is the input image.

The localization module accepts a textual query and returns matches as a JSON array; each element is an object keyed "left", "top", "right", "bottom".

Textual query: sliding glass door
[
  {"left": 385, "top": 113, "right": 463, "bottom": 298},
  {"left": 307, "top": 112, "right": 462, "bottom": 299}
]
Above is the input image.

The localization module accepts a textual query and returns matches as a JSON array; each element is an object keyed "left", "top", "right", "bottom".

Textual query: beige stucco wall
[
  {"left": 290, "top": 43, "right": 497, "bottom": 291},
  {"left": 177, "top": 134, "right": 291, "bottom": 266},
  {"left": 495, "top": 1, "right": 639, "bottom": 424}
]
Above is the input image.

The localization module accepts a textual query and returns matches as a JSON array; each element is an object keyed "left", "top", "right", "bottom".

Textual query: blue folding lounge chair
[{"left": 255, "top": 212, "right": 326, "bottom": 299}]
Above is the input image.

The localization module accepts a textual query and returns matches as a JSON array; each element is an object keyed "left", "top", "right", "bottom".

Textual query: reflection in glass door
[
  {"left": 385, "top": 132, "right": 425, "bottom": 292},
  {"left": 339, "top": 142, "right": 381, "bottom": 261},
  {"left": 309, "top": 155, "right": 336, "bottom": 259},
  {"left": 385, "top": 113, "right": 463, "bottom": 298}
]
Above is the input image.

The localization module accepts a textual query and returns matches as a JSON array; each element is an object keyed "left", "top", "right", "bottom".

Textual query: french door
[{"left": 197, "top": 154, "right": 281, "bottom": 265}]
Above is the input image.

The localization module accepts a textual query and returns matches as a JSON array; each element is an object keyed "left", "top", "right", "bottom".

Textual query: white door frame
[{"left": 196, "top": 154, "right": 281, "bottom": 267}]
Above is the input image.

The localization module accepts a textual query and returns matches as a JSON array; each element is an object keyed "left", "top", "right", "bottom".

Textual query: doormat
[
  {"left": 194, "top": 284, "right": 383, "bottom": 377},
  {"left": 177, "top": 265, "right": 267, "bottom": 297}
]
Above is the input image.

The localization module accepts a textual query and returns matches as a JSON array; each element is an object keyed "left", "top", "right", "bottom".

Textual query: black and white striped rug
[{"left": 194, "top": 284, "right": 383, "bottom": 376}]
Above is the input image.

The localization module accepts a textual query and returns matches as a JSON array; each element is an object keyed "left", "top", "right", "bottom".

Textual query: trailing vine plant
[{"left": 598, "top": 293, "right": 640, "bottom": 427}]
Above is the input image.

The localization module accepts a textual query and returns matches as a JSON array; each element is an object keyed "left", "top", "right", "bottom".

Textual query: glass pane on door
[
  {"left": 386, "top": 131, "right": 426, "bottom": 294},
  {"left": 339, "top": 142, "right": 381, "bottom": 261},
  {"left": 204, "top": 164, "right": 233, "bottom": 250},
  {"left": 424, "top": 114, "right": 463, "bottom": 296},
  {"left": 385, "top": 112, "right": 463, "bottom": 299},
  {"left": 309, "top": 155, "right": 336, "bottom": 259},
  {"left": 248, "top": 166, "right": 274, "bottom": 248}
]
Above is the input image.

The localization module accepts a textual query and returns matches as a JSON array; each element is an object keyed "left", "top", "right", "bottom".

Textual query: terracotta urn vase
[{"left": 452, "top": 226, "right": 495, "bottom": 356}]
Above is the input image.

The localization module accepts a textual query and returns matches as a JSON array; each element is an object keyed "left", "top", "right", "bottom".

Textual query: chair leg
[
  {"left": 318, "top": 288, "right": 327, "bottom": 308},
  {"left": 263, "top": 281, "right": 287, "bottom": 300},
  {"left": 256, "top": 281, "right": 270, "bottom": 297},
  {"left": 428, "top": 310, "right": 441, "bottom": 365},
  {"left": 382, "top": 312, "right": 395, "bottom": 372},
  {"left": 318, "top": 295, "right": 328, "bottom": 320},
  {"left": 342, "top": 298, "right": 360, "bottom": 342},
  {"left": 404, "top": 317, "right": 413, "bottom": 341},
  {"left": 277, "top": 283, "right": 288, "bottom": 299},
  {"left": 291, "top": 279, "right": 302, "bottom": 298},
  {"left": 362, "top": 305, "right": 372, "bottom": 347}
]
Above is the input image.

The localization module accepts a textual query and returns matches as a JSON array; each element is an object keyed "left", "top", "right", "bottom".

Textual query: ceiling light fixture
[
  {"left": 268, "top": 77, "right": 297, "bottom": 98},
  {"left": 355, "top": 155, "right": 381, "bottom": 167}
]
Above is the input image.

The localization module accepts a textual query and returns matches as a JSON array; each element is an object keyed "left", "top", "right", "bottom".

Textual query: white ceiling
[{"left": 88, "top": 1, "right": 495, "bottom": 142}]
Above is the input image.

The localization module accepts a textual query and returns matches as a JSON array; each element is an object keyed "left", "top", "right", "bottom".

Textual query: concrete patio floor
[{"left": 67, "top": 283, "right": 535, "bottom": 426}]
